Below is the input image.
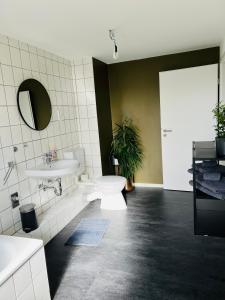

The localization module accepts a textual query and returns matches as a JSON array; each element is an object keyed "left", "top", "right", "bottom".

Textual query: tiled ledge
[{"left": 14, "top": 185, "right": 92, "bottom": 245}]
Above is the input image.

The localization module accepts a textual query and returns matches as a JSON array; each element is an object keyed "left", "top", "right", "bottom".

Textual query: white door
[{"left": 159, "top": 64, "right": 218, "bottom": 191}]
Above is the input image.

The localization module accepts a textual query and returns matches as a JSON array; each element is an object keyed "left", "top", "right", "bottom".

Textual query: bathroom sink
[{"left": 25, "top": 159, "right": 80, "bottom": 178}]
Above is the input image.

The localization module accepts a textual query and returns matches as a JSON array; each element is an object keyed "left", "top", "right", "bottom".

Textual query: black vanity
[{"left": 192, "top": 141, "right": 225, "bottom": 237}]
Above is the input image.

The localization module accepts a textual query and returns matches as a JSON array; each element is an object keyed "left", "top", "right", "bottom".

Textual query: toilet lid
[{"left": 95, "top": 175, "right": 126, "bottom": 184}]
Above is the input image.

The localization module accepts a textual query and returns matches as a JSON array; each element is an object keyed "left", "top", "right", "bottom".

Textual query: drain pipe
[{"left": 39, "top": 178, "right": 62, "bottom": 196}]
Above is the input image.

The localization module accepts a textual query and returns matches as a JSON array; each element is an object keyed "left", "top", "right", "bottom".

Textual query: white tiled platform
[{"left": 14, "top": 185, "right": 92, "bottom": 245}]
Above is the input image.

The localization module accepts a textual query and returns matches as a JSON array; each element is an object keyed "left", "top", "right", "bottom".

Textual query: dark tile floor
[{"left": 45, "top": 188, "right": 225, "bottom": 300}]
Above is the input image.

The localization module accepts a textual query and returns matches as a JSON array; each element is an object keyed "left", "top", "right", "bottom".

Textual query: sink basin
[{"left": 25, "top": 159, "right": 80, "bottom": 178}]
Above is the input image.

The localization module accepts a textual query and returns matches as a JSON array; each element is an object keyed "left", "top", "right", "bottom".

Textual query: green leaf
[
  {"left": 213, "top": 101, "right": 225, "bottom": 138},
  {"left": 111, "top": 118, "right": 144, "bottom": 179}
]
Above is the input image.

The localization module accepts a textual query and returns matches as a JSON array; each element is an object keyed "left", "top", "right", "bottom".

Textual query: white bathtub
[
  {"left": 0, "top": 235, "right": 42, "bottom": 285},
  {"left": 0, "top": 235, "right": 51, "bottom": 299}
]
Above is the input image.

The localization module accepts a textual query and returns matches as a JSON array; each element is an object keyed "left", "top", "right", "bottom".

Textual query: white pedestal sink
[{"left": 25, "top": 159, "right": 80, "bottom": 179}]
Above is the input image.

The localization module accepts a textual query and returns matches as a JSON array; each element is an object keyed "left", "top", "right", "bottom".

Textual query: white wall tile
[
  {"left": 85, "top": 78, "right": 95, "bottom": 92},
  {"left": 20, "top": 50, "right": 31, "bottom": 70},
  {"left": 87, "top": 105, "right": 97, "bottom": 118},
  {"left": 46, "top": 59, "right": 53, "bottom": 74},
  {"left": 30, "top": 247, "right": 46, "bottom": 278},
  {"left": 14, "top": 144, "right": 26, "bottom": 163},
  {"left": 86, "top": 91, "right": 96, "bottom": 105},
  {"left": 28, "top": 45, "right": 37, "bottom": 54},
  {"left": 73, "top": 56, "right": 83, "bottom": 65},
  {"left": 19, "top": 179, "right": 30, "bottom": 199},
  {"left": 0, "top": 66, "right": 3, "bottom": 84},
  {"left": 0, "top": 106, "right": 9, "bottom": 126},
  {"left": 1, "top": 207, "right": 13, "bottom": 231},
  {"left": 0, "top": 43, "right": 11, "bottom": 65},
  {"left": 82, "top": 56, "right": 92, "bottom": 64},
  {"left": 10, "top": 47, "right": 22, "bottom": 68},
  {"left": 19, "top": 41, "right": 28, "bottom": 51},
  {"left": 8, "top": 106, "right": 20, "bottom": 125},
  {"left": 0, "top": 85, "right": 6, "bottom": 105},
  {"left": 0, "top": 34, "right": 8, "bottom": 45},
  {"left": 1, "top": 65, "right": 14, "bottom": 85},
  {"left": 76, "top": 79, "right": 85, "bottom": 92},
  {"left": 32, "top": 269, "right": 50, "bottom": 300},
  {"left": 75, "top": 65, "right": 84, "bottom": 79},
  {"left": 18, "top": 284, "right": 35, "bottom": 300},
  {"left": 77, "top": 92, "right": 86, "bottom": 105},
  {"left": 79, "top": 106, "right": 88, "bottom": 118},
  {"left": 0, "top": 169, "right": 5, "bottom": 191},
  {"left": 33, "top": 140, "right": 42, "bottom": 157},
  {"left": 24, "top": 142, "right": 34, "bottom": 160},
  {"left": 17, "top": 162, "right": 26, "bottom": 181},
  {"left": 13, "top": 67, "right": 24, "bottom": 87},
  {"left": 0, "top": 149, "right": 4, "bottom": 169},
  {"left": 0, "top": 277, "right": 16, "bottom": 300},
  {"left": 0, "top": 189, "right": 10, "bottom": 211},
  {"left": 83, "top": 64, "right": 93, "bottom": 78},
  {"left": 30, "top": 53, "right": 39, "bottom": 72},
  {"left": 21, "top": 125, "right": 32, "bottom": 142},
  {"left": 88, "top": 117, "right": 98, "bottom": 131},
  {"left": 5, "top": 86, "right": 16, "bottom": 105},
  {"left": 11, "top": 125, "right": 23, "bottom": 145},
  {"left": 23, "top": 69, "right": 32, "bottom": 80},
  {"left": 38, "top": 56, "right": 46, "bottom": 73},
  {"left": 0, "top": 126, "right": 12, "bottom": 147},
  {"left": 13, "top": 261, "right": 32, "bottom": 297},
  {"left": 12, "top": 208, "right": 20, "bottom": 226},
  {"left": 9, "top": 38, "right": 19, "bottom": 48}
]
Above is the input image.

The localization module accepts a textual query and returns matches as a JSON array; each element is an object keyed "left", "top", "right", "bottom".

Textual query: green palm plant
[
  {"left": 111, "top": 118, "right": 143, "bottom": 189},
  {"left": 212, "top": 101, "right": 225, "bottom": 137},
  {"left": 213, "top": 101, "right": 225, "bottom": 157}
]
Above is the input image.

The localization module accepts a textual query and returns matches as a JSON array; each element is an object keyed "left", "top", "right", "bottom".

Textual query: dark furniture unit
[{"left": 192, "top": 141, "right": 225, "bottom": 237}]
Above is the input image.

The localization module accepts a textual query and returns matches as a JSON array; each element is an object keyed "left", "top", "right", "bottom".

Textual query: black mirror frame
[{"left": 17, "top": 78, "right": 52, "bottom": 131}]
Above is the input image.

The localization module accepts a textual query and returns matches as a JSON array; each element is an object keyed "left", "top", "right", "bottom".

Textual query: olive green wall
[{"left": 108, "top": 47, "right": 219, "bottom": 184}]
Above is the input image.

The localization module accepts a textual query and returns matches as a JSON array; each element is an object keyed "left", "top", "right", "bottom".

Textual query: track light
[{"left": 109, "top": 29, "right": 119, "bottom": 60}]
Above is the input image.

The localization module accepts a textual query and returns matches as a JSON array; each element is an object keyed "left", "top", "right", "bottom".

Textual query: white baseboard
[{"left": 134, "top": 183, "right": 163, "bottom": 188}]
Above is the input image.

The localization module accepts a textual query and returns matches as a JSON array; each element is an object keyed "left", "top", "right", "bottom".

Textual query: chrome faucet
[{"left": 43, "top": 152, "right": 53, "bottom": 165}]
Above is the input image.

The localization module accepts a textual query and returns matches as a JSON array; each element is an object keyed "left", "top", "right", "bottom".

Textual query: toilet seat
[{"left": 95, "top": 175, "right": 126, "bottom": 194}]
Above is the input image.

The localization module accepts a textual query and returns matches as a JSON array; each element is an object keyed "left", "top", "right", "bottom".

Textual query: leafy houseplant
[
  {"left": 213, "top": 101, "right": 225, "bottom": 157},
  {"left": 111, "top": 118, "right": 143, "bottom": 191}
]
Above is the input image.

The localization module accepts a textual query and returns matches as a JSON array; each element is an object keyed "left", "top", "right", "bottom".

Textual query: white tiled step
[{"left": 14, "top": 187, "right": 89, "bottom": 245}]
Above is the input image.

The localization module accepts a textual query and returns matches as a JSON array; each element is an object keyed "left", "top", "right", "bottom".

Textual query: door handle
[{"left": 163, "top": 129, "right": 173, "bottom": 133}]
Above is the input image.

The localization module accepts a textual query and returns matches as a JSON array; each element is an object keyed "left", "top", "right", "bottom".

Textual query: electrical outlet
[{"left": 11, "top": 192, "right": 19, "bottom": 208}]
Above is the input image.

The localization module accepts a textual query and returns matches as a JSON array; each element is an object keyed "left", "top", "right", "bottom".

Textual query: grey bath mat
[{"left": 65, "top": 218, "right": 110, "bottom": 246}]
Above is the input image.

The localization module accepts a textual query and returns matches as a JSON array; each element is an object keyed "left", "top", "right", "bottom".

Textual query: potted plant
[
  {"left": 213, "top": 101, "right": 225, "bottom": 157},
  {"left": 111, "top": 118, "right": 143, "bottom": 191}
]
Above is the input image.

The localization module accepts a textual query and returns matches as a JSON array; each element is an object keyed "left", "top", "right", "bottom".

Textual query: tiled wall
[
  {"left": 0, "top": 33, "right": 102, "bottom": 236},
  {"left": 72, "top": 57, "right": 102, "bottom": 179}
]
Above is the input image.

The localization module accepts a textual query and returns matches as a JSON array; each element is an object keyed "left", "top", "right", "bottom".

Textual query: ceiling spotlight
[{"left": 109, "top": 29, "right": 119, "bottom": 60}]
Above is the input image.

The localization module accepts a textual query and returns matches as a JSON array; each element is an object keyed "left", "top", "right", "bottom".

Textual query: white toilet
[
  {"left": 88, "top": 175, "right": 127, "bottom": 210},
  {"left": 63, "top": 149, "right": 127, "bottom": 210}
]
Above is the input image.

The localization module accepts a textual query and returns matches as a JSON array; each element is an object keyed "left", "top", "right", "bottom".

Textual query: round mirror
[{"left": 17, "top": 79, "right": 52, "bottom": 131}]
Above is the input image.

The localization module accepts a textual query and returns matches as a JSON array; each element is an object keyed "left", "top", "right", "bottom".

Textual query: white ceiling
[{"left": 0, "top": 0, "right": 225, "bottom": 64}]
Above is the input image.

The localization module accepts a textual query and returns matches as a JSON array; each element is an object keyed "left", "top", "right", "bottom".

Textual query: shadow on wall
[{"left": 93, "top": 58, "right": 114, "bottom": 176}]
